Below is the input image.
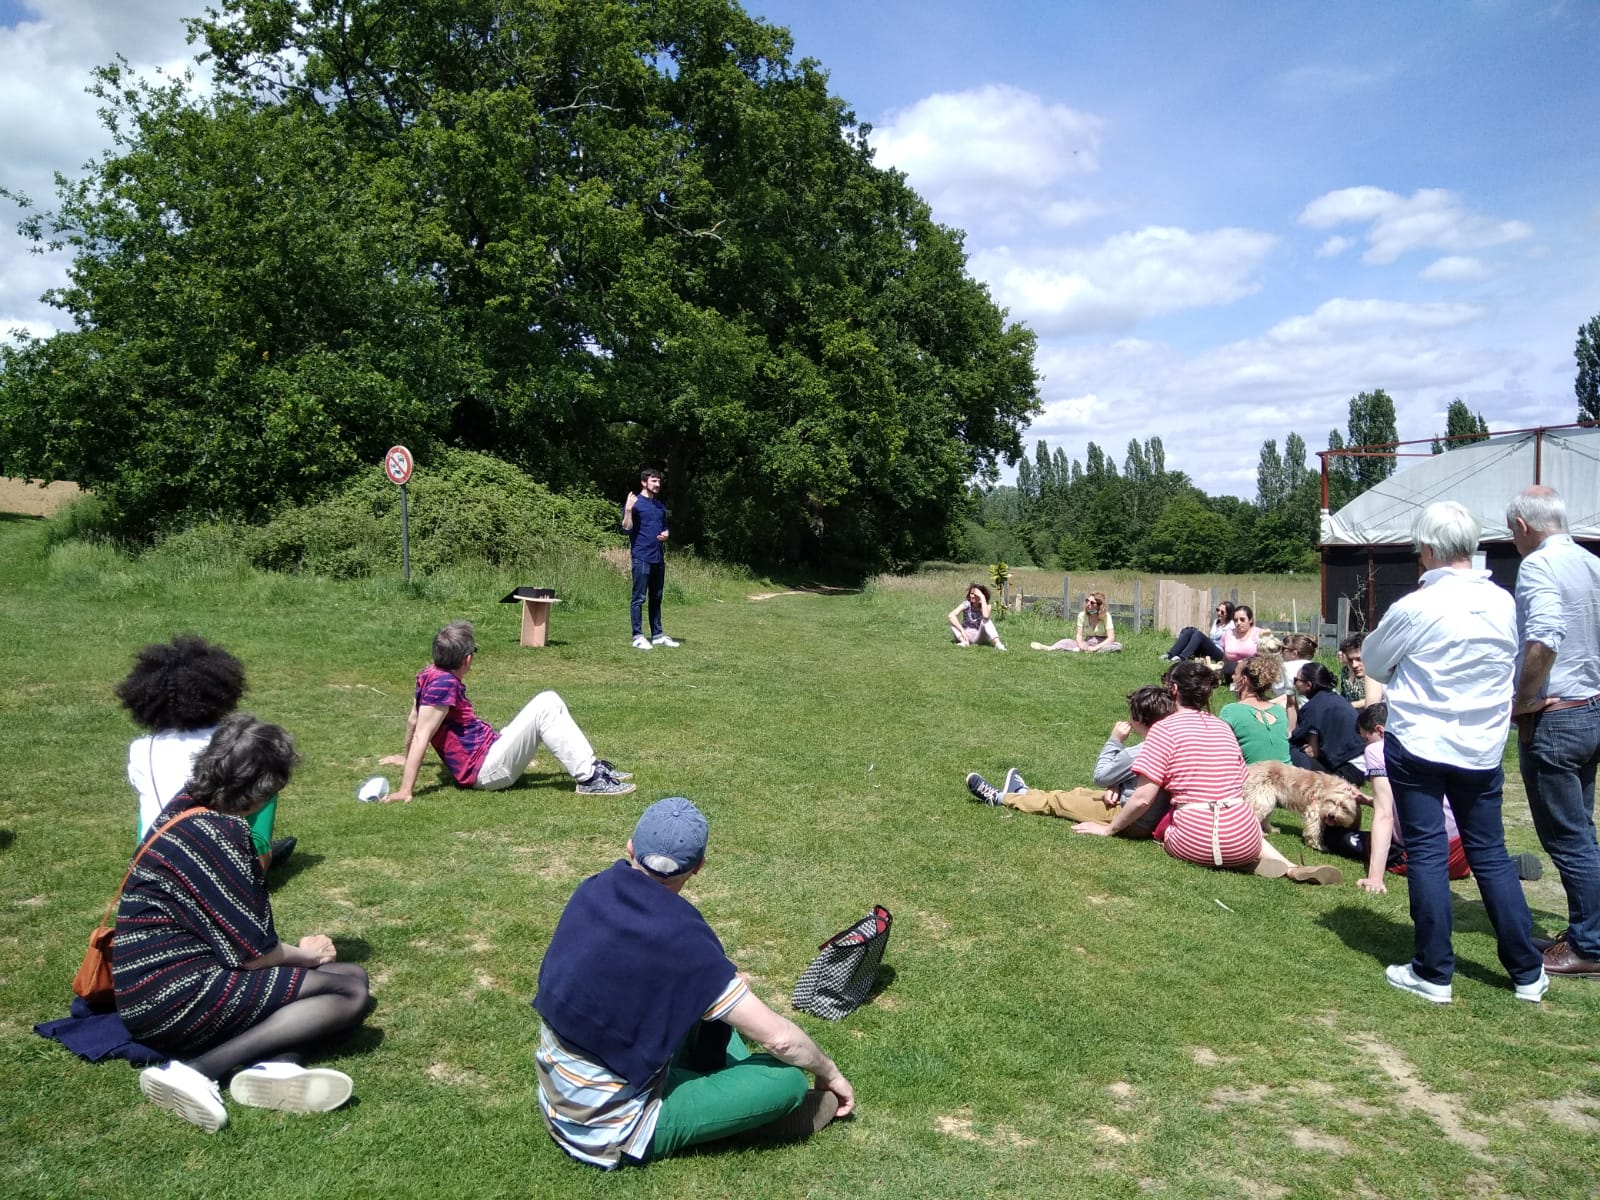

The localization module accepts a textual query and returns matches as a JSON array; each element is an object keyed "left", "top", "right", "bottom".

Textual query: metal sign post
[{"left": 384, "top": 445, "right": 415, "bottom": 582}]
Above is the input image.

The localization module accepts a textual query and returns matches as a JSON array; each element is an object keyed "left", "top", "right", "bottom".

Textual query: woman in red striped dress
[{"left": 1073, "top": 662, "right": 1340, "bottom": 884}]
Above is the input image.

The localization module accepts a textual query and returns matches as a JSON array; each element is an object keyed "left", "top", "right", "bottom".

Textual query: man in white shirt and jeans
[
  {"left": 1362, "top": 501, "right": 1546, "bottom": 1004},
  {"left": 1507, "top": 485, "right": 1600, "bottom": 978}
]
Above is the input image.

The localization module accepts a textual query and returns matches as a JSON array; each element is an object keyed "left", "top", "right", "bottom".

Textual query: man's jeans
[
  {"left": 473, "top": 691, "right": 596, "bottom": 789},
  {"left": 1519, "top": 700, "right": 1600, "bottom": 958},
  {"left": 1386, "top": 732, "right": 1542, "bottom": 987},
  {"left": 631, "top": 559, "right": 664, "bottom": 639}
]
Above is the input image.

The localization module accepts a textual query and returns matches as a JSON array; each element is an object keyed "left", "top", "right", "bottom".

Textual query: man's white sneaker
[
  {"left": 1385, "top": 963, "right": 1451, "bottom": 1004},
  {"left": 139, "top": 1061, "right": 228, "bottom": 1132},
  {"left": 1514, "top": 968, "right": 1550, "bottom": 1003},
  {"left": 632, "top": 635, "right": 653, "bottom": 650},
  {"left": 229, "top": 1062, "right": 354, "bottom": 1112},
  {"left": 650, "top": 633, "right": 680, "bottom": 648}
]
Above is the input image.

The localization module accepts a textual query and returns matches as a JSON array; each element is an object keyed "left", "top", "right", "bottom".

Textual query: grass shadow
[
  {"left": 0, "top": 828, "right": 14, "bottom": 851},
  {"left": 268, "top": 850, "right": 325, "bottom": 887}
]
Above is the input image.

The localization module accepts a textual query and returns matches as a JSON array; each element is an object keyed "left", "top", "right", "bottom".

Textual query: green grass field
[{"left": 2, "top": 514, "right": 1595, "bottom": 1200}]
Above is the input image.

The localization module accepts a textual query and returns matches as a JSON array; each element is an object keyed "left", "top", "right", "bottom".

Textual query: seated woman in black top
[{"left": 1288, "top": 662, "right": 1365, "bottom": 786}]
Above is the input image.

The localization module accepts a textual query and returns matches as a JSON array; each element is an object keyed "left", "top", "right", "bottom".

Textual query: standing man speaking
[{"left": 624, "top": 466, "right": 678, "bottom": 650}]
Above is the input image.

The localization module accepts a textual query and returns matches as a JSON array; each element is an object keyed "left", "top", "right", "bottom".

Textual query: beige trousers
[{"left": 1003, "top": 787, "right": 1116, "bottom": 822}]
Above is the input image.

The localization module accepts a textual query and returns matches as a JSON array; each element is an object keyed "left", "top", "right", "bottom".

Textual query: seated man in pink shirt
[{"left": 381, "top": 621, "right": 634, "bottom": 801}]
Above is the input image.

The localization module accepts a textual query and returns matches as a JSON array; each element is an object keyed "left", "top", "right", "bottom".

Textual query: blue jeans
[
  {"left": 630, "top": 559, "right": 664, "bottom": 638},
  {"left": 1385, "top": 732, "right": 1542, "bottom": 987},
  {"left": 1518, "top": 701, "right": 1600, "bottom": 957},
  {"left": 1166, "top": 628, "right": 1222, "bottom": 660}
]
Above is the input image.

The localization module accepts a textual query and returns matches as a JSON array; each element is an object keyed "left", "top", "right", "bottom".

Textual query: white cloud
[
  {"left": 1315, "top": 235, "right": 1354, "bottom": 258},
  {"left": 1419, "top": 255, "right": 1489, "bottom": 280},
  {"left": 0, "top": 2, "right": 199, "bottom": 336},
  {"left": 1266, "top": 298, "right": 1487, "bottom": 343},
  {"left": 871, "top": 84, "right": 1102, "bottom": 234},
  {"left": 1298, "top": 186, "right": 1532, "bottom": 264},
  {"left": 970, "top": 226, "right": 1277, "bottom": 335},
  {"left": 1274, "top": 62, "right": 1398, "bottom": 98}
]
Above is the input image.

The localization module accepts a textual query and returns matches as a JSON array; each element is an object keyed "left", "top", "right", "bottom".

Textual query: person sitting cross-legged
[
  {"left": 532, "top": 798, "right": 855, "bottom": 1169},
  {"left": 380, "top": 620, "right": 634, "bottom": 801},
  {"left": 966, "top": 685, "right": 1175, "bottom": 830}
]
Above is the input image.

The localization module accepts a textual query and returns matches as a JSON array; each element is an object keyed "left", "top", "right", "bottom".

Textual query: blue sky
[{"left": 3, "top": 1, "right": 1597, "bottom": 497}]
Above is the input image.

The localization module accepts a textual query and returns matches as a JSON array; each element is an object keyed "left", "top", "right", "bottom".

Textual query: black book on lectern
[{"left": 500, "top": 586, "right": 557, "bottom": 603}]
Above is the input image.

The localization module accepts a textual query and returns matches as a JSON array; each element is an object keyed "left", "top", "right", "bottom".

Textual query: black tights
[{"left": 189, "top": 963, "right": 370, "bottom": 1080}]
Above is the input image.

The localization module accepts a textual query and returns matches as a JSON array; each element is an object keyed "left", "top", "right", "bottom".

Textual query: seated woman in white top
[
  {"left": 116, "top": 636, "right": 294, "bottom": 872},
  {"left": 1032, "top": 592, "right": 1123, "bottom": 652},
  {"left": 947, "top": 583, "right": 1005, "bottom": 651}
]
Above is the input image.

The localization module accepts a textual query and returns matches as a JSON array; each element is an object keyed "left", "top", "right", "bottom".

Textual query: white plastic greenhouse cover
[{"left": 1320, "top": 425, "right": 1600, "bottom": 546}]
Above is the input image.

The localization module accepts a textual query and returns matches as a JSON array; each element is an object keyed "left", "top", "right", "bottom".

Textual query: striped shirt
[
  {"left": 1132, "top": 708, "right": 1247, "bottom": 804},
  {"left": 534, "top": 975, "right": 749, "bottom": 1168}
]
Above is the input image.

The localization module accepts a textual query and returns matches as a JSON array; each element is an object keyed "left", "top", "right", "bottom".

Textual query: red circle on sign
[{"left": 385, "top": 445, "right": 414, "bottom": 486}]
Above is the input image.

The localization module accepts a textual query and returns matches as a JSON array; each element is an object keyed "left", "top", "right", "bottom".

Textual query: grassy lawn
[{"left": 1, "top": 514, "right": 1596, "bottom": 1200}]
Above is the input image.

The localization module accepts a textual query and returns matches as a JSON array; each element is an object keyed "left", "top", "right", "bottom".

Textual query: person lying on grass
[
  {"left": 1071, "top": 661, "right": 1341, "bottom": 884},
  {"left": 380, "top": 619, "right": 634, "bottom": 801},
  {"left": 118, "top": 715, "right": 369, "bottom": 1133},
  {"left": 532, "top": 797, "right": 855, "bottom": 1169},
  {"left": 966, "top": 684, "right": 1175, "bottom": 830},
  {"left": 116, "top": 635, "right": 295, "bottom": 874}
]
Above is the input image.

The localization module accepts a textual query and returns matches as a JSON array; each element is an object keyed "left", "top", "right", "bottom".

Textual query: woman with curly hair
[
  {"left": 1219, "top": 656, "right": 1292, "bottom": 765},
  {"left": 115, "top": 636, "right": 292, "bottom": 871},
  {"left": 116, "top": 715, "right": 369, "bottom": 1132}
]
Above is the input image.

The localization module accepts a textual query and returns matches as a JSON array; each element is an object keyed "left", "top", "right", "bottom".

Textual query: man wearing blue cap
[{"left": 532, "top": 797, "right": 855, "bottom": 1168}]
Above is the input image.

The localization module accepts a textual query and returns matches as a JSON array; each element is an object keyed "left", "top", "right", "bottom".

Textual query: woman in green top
[{"left": 1219, "top": 655, "right": 1292, "bottom": 764}]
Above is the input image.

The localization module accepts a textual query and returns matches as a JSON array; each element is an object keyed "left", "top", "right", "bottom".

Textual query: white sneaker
[
  {"left": 1514, "top": 968, "right": 1550, "bottom": 1003},
  {"left": 140, "top": 1061, "right": 228, "bottom": 1133},
  {"left": 650, "top": 634, "right": 680, "bottom": 648},
  {"left": 229, "top": 1061, "right": 354, "bottom": 1112},
  {"left": 1385, "top": 963, "right": 1452, "bottom": 1004},
  {"left": 632, "top": 635, "right": 653, "bottom": 650}
]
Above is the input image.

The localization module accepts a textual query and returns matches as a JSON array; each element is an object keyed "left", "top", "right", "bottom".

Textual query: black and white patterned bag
[{"left": 791, "top": 905, "right": 892, "bottom": 1021}]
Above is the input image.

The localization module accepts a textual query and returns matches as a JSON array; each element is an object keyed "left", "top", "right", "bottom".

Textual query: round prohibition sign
[{"left": 384, "top": 445, "right": 414, "bottom": 486}]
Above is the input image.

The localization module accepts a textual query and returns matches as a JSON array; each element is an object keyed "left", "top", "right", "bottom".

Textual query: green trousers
[{"left": 644, "top": 1030, "right": 809, "bottom": 1160}]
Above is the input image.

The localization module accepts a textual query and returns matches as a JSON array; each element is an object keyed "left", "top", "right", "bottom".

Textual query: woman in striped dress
[
  {"left": 1073, "top": 662, "right": 1340, "bottom": 884},
  {"left": 114, "top": 715, "right": 370, "bottom": 1132}
]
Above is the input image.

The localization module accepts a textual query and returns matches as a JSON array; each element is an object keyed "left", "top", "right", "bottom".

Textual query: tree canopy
[
  {"left": 0, "top": 0, "right": 1038, "bottom": 568},
  {"left": 1577, "top": 314, "right": 1600, "bottom": 426}
]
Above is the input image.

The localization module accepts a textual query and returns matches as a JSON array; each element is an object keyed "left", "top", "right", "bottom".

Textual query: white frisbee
[{"left": 356, "top": 775, "right": 392, "bottom": 803}]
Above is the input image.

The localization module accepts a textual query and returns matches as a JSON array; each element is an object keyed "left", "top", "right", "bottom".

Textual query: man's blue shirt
[{"left": 628, "top": 495, "right": 667, "bottom": 565}]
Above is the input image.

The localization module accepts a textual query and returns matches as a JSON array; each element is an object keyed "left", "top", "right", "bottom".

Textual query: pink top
[
  {"left": 415, "top": 665, "right": 499, "bottom": 786},
  {"left": 1222, "top": 627, "right": 1259, "bottom": 665}
]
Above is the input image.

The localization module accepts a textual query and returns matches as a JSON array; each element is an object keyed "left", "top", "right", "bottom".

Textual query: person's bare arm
[
  {"left": 382, "top": 704, "right": 449, "bottom": 802},
  {"left": 622, "top": 490, "right": 637, "bottom": 531},
  {"left": 1358, "top": 778, "right": 1395, "bottom": 894},
  {"left": 724, "top": 991, "right": 854, "bottom": 1115},
  {"left": 1077, "top": 777, "right": 1158, "bottom": 835},
  {"left": 243, "top": 934, "right": 337, "bottom": 970}
]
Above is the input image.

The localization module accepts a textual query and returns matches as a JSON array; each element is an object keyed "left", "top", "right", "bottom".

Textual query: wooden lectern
[{"left": 500, "top": 587, "right": 561, "bottom": 648}]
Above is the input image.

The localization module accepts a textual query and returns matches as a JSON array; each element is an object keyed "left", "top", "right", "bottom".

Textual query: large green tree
[
  {"left": 0, "top": 0, "right": 1038, "bottom": 567},
  {"left": 1430, "top": 398, "right": 1489, "bottom": 453},
  {"left": 1577, "top": 314, "right": 1600, "bottom": 425}
]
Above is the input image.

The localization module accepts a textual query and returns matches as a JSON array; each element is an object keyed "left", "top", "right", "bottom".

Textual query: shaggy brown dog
[{"left": 1243, "top": 761, "right": 1363, "bottom": 850}]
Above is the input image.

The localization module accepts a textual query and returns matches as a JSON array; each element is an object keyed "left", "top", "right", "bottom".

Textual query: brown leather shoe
[
  {"left": 1533, "top": 928, "right": 1570, "bottom": 952},
  {"left": 1542, "top": 941, "right": 1600, "bottom": 977}
]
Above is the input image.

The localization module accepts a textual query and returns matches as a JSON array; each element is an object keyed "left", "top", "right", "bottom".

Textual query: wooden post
[
  {"left": 1291, "top": 599, "right": 1298, "bottom": 632},
  {"left": 1062, "top": 575, "right": 1071, "bottom": 622},
  {"left": 1131, "top": 580, "right": 1142, "bottom": 633},
  {"left": 1336, "top": 596, "right": 1352, "bottom": 649}
]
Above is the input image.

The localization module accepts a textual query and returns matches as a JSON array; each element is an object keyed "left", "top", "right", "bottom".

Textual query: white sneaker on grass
[
  {"left": 632, "top": 635, "right": 653, "bottom": 650},
  {"left": 650, "top": 633, "right": 680, "bottom": 647},
  {"left": 1514, "top": 969, "right": 1550, "bottom": 1003},
  {"left": 1385, "top": 963, "right": 1451, "bottom": 1004},
  {"left": 139, "top": 1060, "right": 228, "bottom": 1133},
  {"left": 229, "top": 1062, "right": 354, "bottom": 1112}
]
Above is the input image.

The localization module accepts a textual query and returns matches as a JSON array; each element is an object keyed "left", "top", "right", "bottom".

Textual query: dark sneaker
[
  {"left": 966, "top": 772, "right": 1004, "bottom": 806},
  {"left": 1002, "top": 768, "right": 1028, "bottom": 796},
  {"left": 594, "top": 759, "right": 633, "bottom": 782},
  {"left": 576, "top": 767, "right": 637, "bottom": 796},
  {"left": 266, "top": 836, "right": 297, "bottom": 872},
  {"left": 1511, "top": 851, "right": 1543, "bottom": 881}
]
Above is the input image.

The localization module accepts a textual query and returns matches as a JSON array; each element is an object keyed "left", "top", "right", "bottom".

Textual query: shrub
[{"left": 243, "top": 449, "right": 619, "bottom": 579}]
